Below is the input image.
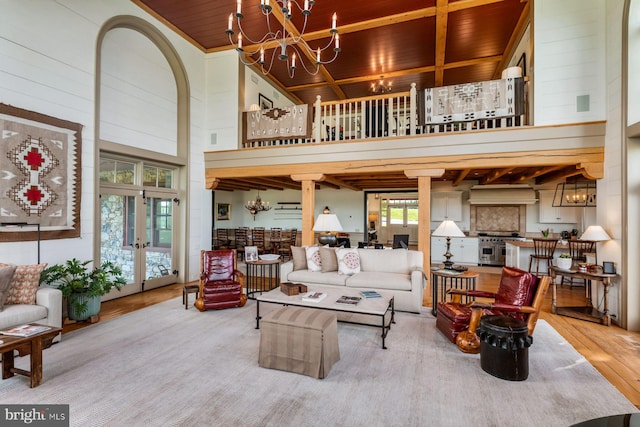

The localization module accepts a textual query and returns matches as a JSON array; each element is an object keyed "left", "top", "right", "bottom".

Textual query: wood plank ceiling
[{"left": 132, "top": 0, "right": 597, "bottom": 192}]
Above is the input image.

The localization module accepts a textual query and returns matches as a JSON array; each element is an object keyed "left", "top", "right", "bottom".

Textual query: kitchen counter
[
  {"left": 507, "top": 240, "right": 570, "bottom": 249},
  {"left": 505, "top": 241, "right": 570, "bottom": 273}
]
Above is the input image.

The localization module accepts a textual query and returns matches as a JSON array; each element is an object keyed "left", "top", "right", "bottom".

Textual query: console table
[
  {"left": 430, "top": 268, "right": 479, "bottom": 316},
  {"left": 548, "top": 265, "right": 617, "bottom": 326}
]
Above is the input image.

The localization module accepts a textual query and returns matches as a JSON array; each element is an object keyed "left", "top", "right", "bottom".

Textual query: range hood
[{"left": 467, "top": 185, "right": 538, "bottom": 205}]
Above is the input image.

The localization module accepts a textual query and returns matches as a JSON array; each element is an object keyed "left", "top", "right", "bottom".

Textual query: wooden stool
[
  {"left": 183, "top": 285, "right": 199, "bottom": 309},
  {"left": 259, "top": 306, "right": 340, "bottom": 379},
  {"left": 528, "top": 238, "right": 558, "bottom": 276}
]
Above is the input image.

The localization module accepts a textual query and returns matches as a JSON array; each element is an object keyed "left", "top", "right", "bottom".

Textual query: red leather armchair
[
  {"left": 194, "top": 249, "right": 247, "bottom": 311},
  {"left": 436, "top": 266, "right": 550, "bottom": 352}
]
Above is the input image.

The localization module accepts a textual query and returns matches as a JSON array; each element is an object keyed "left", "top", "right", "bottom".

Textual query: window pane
[
  {"left": 115, "top": 162, "right": 135, "bottom": 184},
  {"left": 407, "top": 205, "right": 419, "bottom": 225},
  {"left": 389, "top": 206, "right": 404, "bottom": 224},
  {"left": 143, "top": 166, "right": 157, "bottom": 187},
  {"left": 157, "top": 168, "right": 172, "bottom": 188},
  {"left": 99, "top": 159, "right": 116, "bottom": 183}
]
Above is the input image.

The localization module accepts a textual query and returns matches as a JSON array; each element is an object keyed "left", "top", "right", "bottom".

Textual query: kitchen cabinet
[
  {"left": 431, "top": 236, "right": 478, "bottom": 266},
  {"left": 431, "top": 192, "right": 463, "bottom": 222},
  {"left": 538, "top": 190, "right": 577, "bottom": 224}
]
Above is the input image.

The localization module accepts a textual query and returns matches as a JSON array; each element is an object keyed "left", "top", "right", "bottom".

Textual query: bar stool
[
  {"left": 183, "top": 284, "right": 200, "bottom": 309},
  {"left": 528, "top": 238, "right": 558, "bottom": 276},
  {"left": 561, "top": 240, "right": 596, "bottom": 287}
]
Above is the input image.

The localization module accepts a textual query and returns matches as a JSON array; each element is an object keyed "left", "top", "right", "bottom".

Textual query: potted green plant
[
  {"left": 556, "top": 253, "right": 573, "bottom": 270},
  {"left": 41, "top": 258, "right": 126, "bottom": 321}
]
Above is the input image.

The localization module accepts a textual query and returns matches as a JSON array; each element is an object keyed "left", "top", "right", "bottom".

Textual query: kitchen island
[{"left": 505, "top": 240, "right": 570, "bottom": 274}]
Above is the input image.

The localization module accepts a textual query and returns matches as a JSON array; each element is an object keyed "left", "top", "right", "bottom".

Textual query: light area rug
[{"left": 0, "top": 298, "right": 637, "bottom": 427}]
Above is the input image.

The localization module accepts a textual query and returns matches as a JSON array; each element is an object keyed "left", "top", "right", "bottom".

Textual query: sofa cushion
[
  {"left": 335, "top": 247, "right": 360, "bottom": 275},
  {"left": 0, "top": 303, "right": 48, "bottom": 330},
  {"left": 0, "top": 264, "right": 17, "bottom": 311},
  {"left": 305, "top": 246, "right": 322, "bottom": 272},
  {"left": 291, "top": 246, "right": 307, "bottom": 271},
  {"left": 345, "top": 271, "right": 412, "bottom": 291},
  {"left": 319, "top": 247, "right": 338, "bottom": 272},
  {"left": 286, "top": 270, "right": 348, "bottom": 286},
  {"left": 3, "top": 263, "right": 47, "bottom": 305},
  {"left": 358, "top": 249, "right": 411, "bottom": 274}
]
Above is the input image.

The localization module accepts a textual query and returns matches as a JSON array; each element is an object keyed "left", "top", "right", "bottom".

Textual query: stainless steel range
[{"left": 478, "top": 234, "right": 526, "bottom": 266}]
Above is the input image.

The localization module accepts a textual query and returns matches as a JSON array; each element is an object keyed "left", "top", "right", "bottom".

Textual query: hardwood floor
[{"left": 64, "top": 270, "right": 640, "bottom": 409}]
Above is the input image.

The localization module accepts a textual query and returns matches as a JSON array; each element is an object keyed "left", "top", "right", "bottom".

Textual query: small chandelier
[
  {"left": 552, "top": 180, "right": 597, "bottom": 207},
  {"left": 226, "top": 0, "right": 340, "bottom": 78},
  {"left": 245, "top": 192, "right": 272, "bottom": 218},
  {"left": 370, "top": 76, "right": 392, "bottom": 94}
]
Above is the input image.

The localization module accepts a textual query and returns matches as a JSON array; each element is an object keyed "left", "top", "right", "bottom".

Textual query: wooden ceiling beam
[
  {"left": 481, "top": 167, "right": 516, "bottom": 184},
  {"left": 512, "top": 165, "right": 565, "bottom": 182},
  {"left": 434, "top": 0, "right": 449, "bottom": 87},
  {"left": 535, "top": 166, "right": 585, "bottom": 185},
  {"left": 453, "top": 169, "right": 472, "bottom": 187},
  {"left": 321, "top": 175, "right": 361, "bottom": 191}
]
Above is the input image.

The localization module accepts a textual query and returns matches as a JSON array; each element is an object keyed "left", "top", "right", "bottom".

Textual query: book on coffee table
[
  {"left": 336, "top": 295, "right": 362, "bottom": 305},
  {"left": 1, "top": 324, "right": 51, "bottom": 337},
  {"left": 360, "top": 290, "right": 382, "bottom": 298},
  {"left": 302, "top": 292, "right": 327, "bottom": 303}
]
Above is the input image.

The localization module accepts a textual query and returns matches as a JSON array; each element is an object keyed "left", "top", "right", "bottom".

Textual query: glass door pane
[
  {"left": 143, "top": 195, "right": 176, "bottom": 289},
  {"left": 100, "top": 193, "right": 141, "bottom": 296}
]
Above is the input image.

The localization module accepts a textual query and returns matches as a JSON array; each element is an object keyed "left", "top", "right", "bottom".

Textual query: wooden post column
[
  {"left": 291, "top": 174, "right": 325, "bottom": 246},
  {"left": 405, "top": 169, "right": 445, "bottom": 273}
]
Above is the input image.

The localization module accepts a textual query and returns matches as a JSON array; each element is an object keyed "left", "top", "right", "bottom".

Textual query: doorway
[{"left": 99, "top": 157, "right": 179, "bottom": 298}]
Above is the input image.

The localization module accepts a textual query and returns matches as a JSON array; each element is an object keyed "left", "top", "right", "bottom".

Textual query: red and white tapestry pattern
[{"left": 0, "top": 103, "right": 82, "bottom": 241}]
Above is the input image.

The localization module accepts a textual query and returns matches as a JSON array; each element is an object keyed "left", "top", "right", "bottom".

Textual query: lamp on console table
[
  {"left": 313, "top": 208, "right": 343, "bottom": 247},
  {"left": 580, "top": 225, "right": 611, "bottom": 264},
  {"left": 432, "top": 220, "right": 465, "bottom": 270}
]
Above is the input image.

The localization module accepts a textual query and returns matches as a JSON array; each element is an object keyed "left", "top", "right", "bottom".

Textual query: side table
[
  {"left": 245, "top": 259, "right": 281, "bottom": 299},
  {"left": 431, "top": 268, "right": 479, "bottom": 316}
]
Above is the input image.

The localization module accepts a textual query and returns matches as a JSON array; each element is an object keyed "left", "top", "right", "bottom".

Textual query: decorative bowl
[{"left": 259, "top": 254, "right": 280, "bottom": 261}]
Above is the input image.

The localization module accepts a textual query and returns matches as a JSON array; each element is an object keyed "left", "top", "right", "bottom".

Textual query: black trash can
[{"left": 478, "top": 315, "right": 532, "bottom": 381}]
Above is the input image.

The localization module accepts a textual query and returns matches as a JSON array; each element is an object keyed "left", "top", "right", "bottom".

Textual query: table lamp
[
  {"left": 313, "top": 210, "right": 343, "bottom": 246},
  {"left": 432, "top": 220, "right": 465, "bottom": 269},
  {"left": 580, "top": 225, "right": 611, "bottom": 264}
]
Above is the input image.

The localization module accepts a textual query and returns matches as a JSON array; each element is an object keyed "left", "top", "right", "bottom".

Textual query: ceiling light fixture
[
  {"left": 226, "top": 0, "right": 340, "bottom": 78},
  {"left": 370, "top": 76, "right": 392, "bottom": 94},
  {"left": 245, "top": 192, "right": 272, "bottom": 218}
]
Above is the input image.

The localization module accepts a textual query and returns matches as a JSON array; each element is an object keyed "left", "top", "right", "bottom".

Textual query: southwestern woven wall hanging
[{"left": 0, "top": 103, "right": 82, "bottom": 242}]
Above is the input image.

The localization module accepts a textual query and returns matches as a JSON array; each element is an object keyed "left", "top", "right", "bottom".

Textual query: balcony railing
[{"left": 242, "top": 80, "right": 528, "bottom": 149}]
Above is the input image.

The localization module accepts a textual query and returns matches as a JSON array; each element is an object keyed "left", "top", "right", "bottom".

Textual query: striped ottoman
[{"left": 259, "top": 306, "right": 340, "bottom": 379}]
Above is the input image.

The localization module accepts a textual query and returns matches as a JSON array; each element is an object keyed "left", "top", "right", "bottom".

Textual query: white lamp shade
[
  {"left": 581, "top": 225, "right": 611, "bottom": 241},
  {"left": 432, "top": 220, "right": 465, "bottom": 238},
  {"left": 313, "top": 214, "right": 343, "bottom": 232}
]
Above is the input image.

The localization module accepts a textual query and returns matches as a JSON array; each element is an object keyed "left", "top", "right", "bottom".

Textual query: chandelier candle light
[
  {"left": 245, "top": 192, "right": 272, "bottom": 219},
  {"left": 226, "top": 0, "right": 340, "bottom": 78}
]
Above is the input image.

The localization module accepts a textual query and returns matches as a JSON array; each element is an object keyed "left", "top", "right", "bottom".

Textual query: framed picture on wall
[
  {"left": 259, "top": 93, "right": 273, "bottom": 110},
  {"left": 216, "top": 203, "right": 231, "bottom": 221}
]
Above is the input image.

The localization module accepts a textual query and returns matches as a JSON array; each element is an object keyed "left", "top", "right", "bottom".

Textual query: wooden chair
[
  {"left": 234, "top": 227, "right": 249, "bottom": 261},
  {"left": 560, "top": 240, "right": 596, "bottom": 287},
  {"left": 269, "top": 227, "right": 282, "bottom": 254},
  {"left": 436, "top": 266, "right": 551, "bottom": 354},
  {"left": 528, "top": 238, "right": 558, "bottom": 276},
  {"left": 278, "top": 228, "right": 297, "bottom": 260},
  {"left": 251, "top": 227, "right": 266, "bottom": 254},
  {"left": 213, "top": 228, "right": 231, "bottom": 249},
  {"left": 194, "top": 249, "right": 247, "bottom": 311}
]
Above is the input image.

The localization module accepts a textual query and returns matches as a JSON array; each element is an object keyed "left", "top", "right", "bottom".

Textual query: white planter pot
[{"left": 556, "top": 257, "right": 573, "bottom": 270}]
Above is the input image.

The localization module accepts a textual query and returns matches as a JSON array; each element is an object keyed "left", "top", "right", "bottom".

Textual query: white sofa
[
  {"left": 0, "top": 287, "right": 63, "bottom": 341},
  {"left": 280, "top": 248, "right": 426, "bottom": 313}
]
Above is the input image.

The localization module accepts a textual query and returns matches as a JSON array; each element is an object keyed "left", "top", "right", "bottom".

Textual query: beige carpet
[{"left": 1, "top": 298, "right": 637, "bottom": 427}]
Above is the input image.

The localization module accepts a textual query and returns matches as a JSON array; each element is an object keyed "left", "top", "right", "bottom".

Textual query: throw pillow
[
  {"left": 319, "top": 247, "right": 338, "bottom": 272},
  {"left": 4, "top": 263, "right": 47, "bottom": 305},
  {"left": 0, "top": 264, "right": 17, "bottom": 311},
  {"left": 291, "top": 246, "right": 308, "bottom": 271},
  {"left": 305, "top": 246, "right": 322, "bottom": 272},
  {"left": 336, "top": 247, "right": 361, "bottom": 275}
]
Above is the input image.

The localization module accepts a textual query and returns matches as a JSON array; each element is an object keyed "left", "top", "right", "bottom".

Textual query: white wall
[
  {"left": 534, "top": 0, "right": 606, "bottom": 125},
  {"left": 628, "top": 0, "right": 640, "bottom": 125},
  {"left": 244, "top": 67, "right": 295, "bottom": 111},
  {"left": 0, "top": 0, "right": 207, "bottom": 283}
]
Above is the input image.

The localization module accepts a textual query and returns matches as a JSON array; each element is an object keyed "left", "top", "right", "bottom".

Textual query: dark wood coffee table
[{"left": 0, "top": 325, "right": 61, "bottom": 388}]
